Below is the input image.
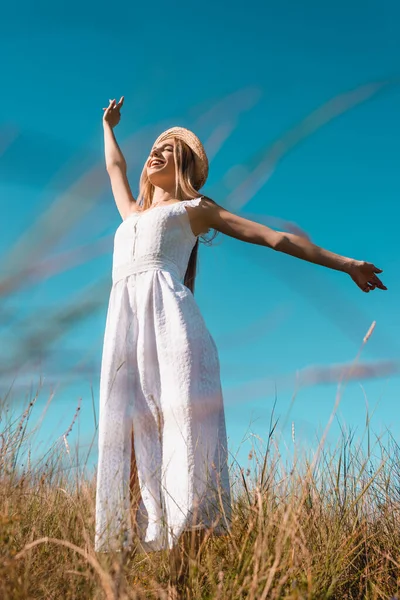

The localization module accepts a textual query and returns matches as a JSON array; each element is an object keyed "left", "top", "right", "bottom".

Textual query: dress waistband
[{"left": 112, "top": 257, "right": 181, "bottom": 285}]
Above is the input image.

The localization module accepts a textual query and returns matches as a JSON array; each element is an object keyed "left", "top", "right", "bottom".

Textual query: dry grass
[{"left": 1, "top": 384, "right": 400, "bottom": 600}]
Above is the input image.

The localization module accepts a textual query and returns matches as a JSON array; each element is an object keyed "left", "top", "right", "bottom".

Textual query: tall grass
[{"left": 1, "top": 380, "right": 400, "bottom": 600}]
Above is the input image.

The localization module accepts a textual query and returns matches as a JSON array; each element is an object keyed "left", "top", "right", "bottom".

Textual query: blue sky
[{"left": 1, "top": 0, "right": 399, "bottom": 476}]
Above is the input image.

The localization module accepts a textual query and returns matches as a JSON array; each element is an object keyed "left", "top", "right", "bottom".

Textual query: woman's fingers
[
  {"left": 360, "top": 278, "right": 387, "bottom": 292},
  {"left": 372, "top": 276, "right": 383, "bottom": 285},
  {"left": 107, "top": 98, "right": 122, "bottom": 113},
  {"left": 103, "top": 98, "right": 123, "bottom": 125},
  {"left": 103, "top": 99, "right": 114, "bottom": 112},
  {"left": 371, "top": 273, "right": 387, "bottom": 290},
  {"left": 359, "top": 263, "right": 387, "bottom": 291},
  {"left": 105, "top": 98, "right": 123, "bottom": 108}
]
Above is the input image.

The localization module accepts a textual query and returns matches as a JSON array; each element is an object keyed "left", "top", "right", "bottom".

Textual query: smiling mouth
[{"left": 149, "top": 160, "right": 165, "bottom": 168}]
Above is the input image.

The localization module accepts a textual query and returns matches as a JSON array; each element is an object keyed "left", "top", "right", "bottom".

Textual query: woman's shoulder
[{"left": 181, "top": 196, "right": 218, "bottom": 237}]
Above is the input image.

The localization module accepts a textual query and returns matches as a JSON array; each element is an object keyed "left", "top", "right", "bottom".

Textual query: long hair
[{"left": 137, "top": 138, "right": 204, "bottom": 294}]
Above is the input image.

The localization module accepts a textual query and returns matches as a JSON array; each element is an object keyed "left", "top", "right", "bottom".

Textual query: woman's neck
[{"left": 151, "top": 187, "right": 177, "bottom": 206}]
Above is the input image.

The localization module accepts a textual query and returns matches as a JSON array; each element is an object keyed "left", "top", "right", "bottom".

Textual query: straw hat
[{"left": 152, "top": 126, "right": 209, "bottom": 189}]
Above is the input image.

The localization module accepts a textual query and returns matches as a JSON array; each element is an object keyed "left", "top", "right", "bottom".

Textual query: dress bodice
[{"left": 112, "top": 197, "right": 202, "bottom": 285}]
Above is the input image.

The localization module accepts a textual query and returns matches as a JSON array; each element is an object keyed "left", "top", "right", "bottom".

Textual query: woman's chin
[{"left": 147, "top": 173, "right": 175, "bottom": 188}]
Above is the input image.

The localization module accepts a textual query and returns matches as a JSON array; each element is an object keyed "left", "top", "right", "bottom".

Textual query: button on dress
[{"left": 94, "top": 197, "right": 232, "bottom": 552}]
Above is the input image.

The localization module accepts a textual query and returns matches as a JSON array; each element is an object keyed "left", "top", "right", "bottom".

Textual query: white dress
[{"left": 94, "top": 197, "right": 232, "bottom": 552}]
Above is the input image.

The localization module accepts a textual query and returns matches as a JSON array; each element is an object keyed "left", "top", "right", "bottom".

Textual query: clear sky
[{"left": 1, "top": 0, "right": 399, "bottom": 477}]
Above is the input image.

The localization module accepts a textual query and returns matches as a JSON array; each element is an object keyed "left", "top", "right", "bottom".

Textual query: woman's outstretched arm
[
  {"left": 194, "top": 197, "right": 387, "bottom": 293},
  {"left": 103, "top": 97, "right": 137, "bottom": 220}
]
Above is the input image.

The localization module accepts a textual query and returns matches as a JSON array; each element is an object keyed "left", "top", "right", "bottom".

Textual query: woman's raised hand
[
  {"left": 347, "top": 260, "right": 387, "bottom": 293},
  {"left": 103, "top": 96, "right": 124, "bottom": 128}
]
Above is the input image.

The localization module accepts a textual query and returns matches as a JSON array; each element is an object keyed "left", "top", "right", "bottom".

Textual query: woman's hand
[
  {"left": 346, "top": 260, "right": 387, "bottom": 293},
  {"left": 103, "top": 96, "right": 124, "bottom": 128}
]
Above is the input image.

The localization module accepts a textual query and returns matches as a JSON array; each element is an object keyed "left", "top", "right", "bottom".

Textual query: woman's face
[{"left": 146, "top": 138, "right": 176, "bottom": 187}]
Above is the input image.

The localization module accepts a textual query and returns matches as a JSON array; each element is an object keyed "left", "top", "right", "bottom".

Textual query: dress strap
[{"left": 181, "top": 197, "right": 203, "bottom": 208}]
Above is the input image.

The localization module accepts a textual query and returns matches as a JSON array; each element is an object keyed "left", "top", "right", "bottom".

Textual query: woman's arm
[
  {"left": 103, "top": 98, "right": 137, "bottom": 220},
  {"left": 195, "top": 197, "right": 387, "bottom": 293},
  {"left": 104, "top": 120, "right": 127, "bottom": 170},
  {"left": 273, "top": 231, "right": 353, "bottom": 272}
]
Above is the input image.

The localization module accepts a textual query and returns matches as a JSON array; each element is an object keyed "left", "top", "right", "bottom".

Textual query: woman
[{"left": 95, "top": 97, "right": 387, "bottom": 554}]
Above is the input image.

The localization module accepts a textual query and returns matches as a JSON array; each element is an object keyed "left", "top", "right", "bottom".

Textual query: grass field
[{"left": 1, "top": 375, "right": 400, "bottom": 600}]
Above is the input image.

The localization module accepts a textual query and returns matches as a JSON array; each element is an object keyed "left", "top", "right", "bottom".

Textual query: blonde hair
[{"left": 137, "top": 138, "right": 205, "bottom": 294}]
